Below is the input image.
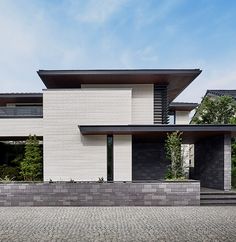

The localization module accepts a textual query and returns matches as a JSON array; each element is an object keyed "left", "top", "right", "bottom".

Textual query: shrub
[
  {"left": 98, "top": 177, "right": 104, "bottom": 183},
  {"left": 20, "top": 135, "right": 43, "bottom": 181},
  {"left": 0, "top": 175, "right": 14, "bottom": 183},
  {"left": 165, "top": 131, "right": 184, "bottom": 180},
  {"left": 0, "top": 165, "right": 20, "bottom": 180}
]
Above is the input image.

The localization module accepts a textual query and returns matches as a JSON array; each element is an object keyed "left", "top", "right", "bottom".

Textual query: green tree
[
  {"left": 192, "top": 96, "right": 236, "bottom": 124},
  {"left": 20, "top": 135, "right": 43, "bottom": 181},
  {"left": 165, "top": 131, "right": 184, "bottom": 179}
]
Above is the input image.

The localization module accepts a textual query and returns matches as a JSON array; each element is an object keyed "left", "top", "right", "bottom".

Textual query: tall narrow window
[{"left": 107, "top": 135, "right": 113, "bottom": 181}]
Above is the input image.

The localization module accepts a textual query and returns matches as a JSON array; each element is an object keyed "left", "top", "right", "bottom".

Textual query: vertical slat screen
[{"left": 154, "top": 85, "right": 169, "bottom": 124}]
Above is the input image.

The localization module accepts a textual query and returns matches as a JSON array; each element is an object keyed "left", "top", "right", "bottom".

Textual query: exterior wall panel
[
  {"left": 114, "top": 135, "right": 132, "bottom": 181},
  {"left": 43, "top": 89, "right": 131, "bottom": 181},
  {"left": 175, "top": 111, "right": 190, "bottom": 124},
  {"left": 81, "top": 84, "right": 153, "bottom": 124},
  {"left": 0, "top": 118, "right": 43, "bottom": 137}
]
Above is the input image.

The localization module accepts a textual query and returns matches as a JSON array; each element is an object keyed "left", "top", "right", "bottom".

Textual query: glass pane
[{"left": 107, "top": 135, "right": 113, "bottom": 181}]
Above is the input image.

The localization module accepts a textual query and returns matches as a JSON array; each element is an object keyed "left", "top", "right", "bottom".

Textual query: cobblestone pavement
[{"left": 0, "top": 207, "right": 236, "bottom": 242}]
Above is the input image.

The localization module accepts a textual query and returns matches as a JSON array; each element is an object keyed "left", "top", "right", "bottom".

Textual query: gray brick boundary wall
[{"left": 0, "top": 181, "right": 200, "bottom": 206}]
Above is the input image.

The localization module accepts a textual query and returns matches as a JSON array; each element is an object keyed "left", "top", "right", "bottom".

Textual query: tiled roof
[{"left": 206, "top": 90, "right": 236, "bottom": 99}]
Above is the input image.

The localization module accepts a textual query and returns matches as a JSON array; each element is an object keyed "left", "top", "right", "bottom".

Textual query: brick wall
[
  {"left": 192, "top": 135, "right": 231, "bottom": 190},
  {"left": 0, "top": 182, "right": 200, "bottom": 206}
]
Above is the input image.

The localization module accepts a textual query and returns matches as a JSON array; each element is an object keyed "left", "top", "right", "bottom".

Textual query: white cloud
[
  {"left": 134, "top": 0, "right": 183, "bottom": 29},
  {"left": 136, "top": 46, "right": 159, "bottom": 62},
  {"left": 0, "top": 1, "right": 89, "bottom": 92},
  {"left": 118, "top": 46, "right": 159, "bottom": 68},
  {"left": 68, "top": 0, "right": 127, "bottom": 24},
  {"left": 0, "top": 0, "right": 235, "bottom": 102}
]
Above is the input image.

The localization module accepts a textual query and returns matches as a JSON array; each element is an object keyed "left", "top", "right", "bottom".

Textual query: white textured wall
[
  {"left": 81, "top": 84, "right": 154, "bottom": 124},
  {"left": 113, "top": 135, "right": 132, "bottom": 181},
  {"left": 43, "top": 89, "right": 132, "bottom": 181},
  {"left": 175, "top": 111, "right": 190, "bottom": 124},
  {"left": 0, "top": 118, "right": 43, "bottom": 137}
]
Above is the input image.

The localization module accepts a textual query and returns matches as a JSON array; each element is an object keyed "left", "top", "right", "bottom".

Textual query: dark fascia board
[
  {"left": 0, "top": 93, "right": 43, "bottom": 106},
  {"left": 0, "top": 136, "right": 43, "bottom": 141},
  {"left": 169, "top": 102, "right": 198, "bottom": 111},
  {"left": 0, "top": 116, "right": 43, "bottom": 119},
  {"left": 79, "top": 124, "right": 236, "bottom": 135},
  {"left": 0, "top": 93, "right": 42, "bottom": 98},
  {"left": 37, "top": 69, "right": 202, "bottom": 102},
  {"left": 38, "top": 69, "right": 201, "bottom": 76}
]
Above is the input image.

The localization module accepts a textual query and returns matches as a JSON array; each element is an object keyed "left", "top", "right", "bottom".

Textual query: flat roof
[
  {"left": 169, "top": 102, "right": 198, "bottom": 111},
  {"left": 38, "top": 69, "right": 201, "bottom": 102},
  {"left": 79, "top": 124, "right": 236, "bottom": 143},
  {"left": 0, "top": 93, "right": 43, "bottom": 105}
]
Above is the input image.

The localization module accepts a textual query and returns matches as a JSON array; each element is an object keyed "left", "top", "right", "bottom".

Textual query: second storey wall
[
  {"left": 81, "top": 84, "right": 154, "bottom": 124},
  {"left": 43, "top": 89, "right": 132, "bottom": 181}
]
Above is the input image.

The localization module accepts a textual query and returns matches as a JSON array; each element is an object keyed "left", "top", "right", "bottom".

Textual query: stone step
[
  {"left": 201, "top": 199, "right": 236, "bottom": 206},
  {"left": 201, "top": 191, "right": 236, "bottom": 196},
  {"left": 200, "top": 192, "right": 236, "bottom": 205},
  {"left": 201, "top": 195, "right": 236, "bottom": 200}
]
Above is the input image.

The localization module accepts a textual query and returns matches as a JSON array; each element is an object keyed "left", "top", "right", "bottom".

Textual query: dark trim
[
  {"left": 0, "top": 93, "right": 42, "bottom": 98},
  {"left": 38, "top": 69, "right": 201, "bottom": 76},
  {"left": 169, "top": 102, "right": 198, "bottom": 111},
  {"left": 79, "top": 125, "right": 236, "bottom": 143},
  {"left": 0, "top": 116, "right": 43, "bottom": 119},
  {"left": 0, "top": 93, "right": 43, "bottom": 106},
  {"left": 79, "top": 124, "right": 236, "bottom": 134},
  {"left": 0, "top": 136, "right": 43, "bottom": 141}
]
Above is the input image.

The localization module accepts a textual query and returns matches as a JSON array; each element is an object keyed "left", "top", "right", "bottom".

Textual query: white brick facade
[
  {"left": 43, "top": 89, "right": 132, "bottom": 181},
  {"left": 81, "top": 84, "right": 154, "bottom": 124},
  {"left": 0, "top": 118, "right": 43, "bottom": 137}
]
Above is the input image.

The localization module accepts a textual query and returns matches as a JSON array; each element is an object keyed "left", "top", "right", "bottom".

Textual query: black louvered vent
[{"left": 154, "top": 85, "right": 169, "bottom": 124}]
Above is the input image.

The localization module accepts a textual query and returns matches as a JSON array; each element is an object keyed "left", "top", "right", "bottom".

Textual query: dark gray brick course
[{"left": 0, "top": 181, "right": 200, "bottom": 206}]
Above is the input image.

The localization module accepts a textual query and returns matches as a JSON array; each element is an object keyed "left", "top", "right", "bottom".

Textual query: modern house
[{"left": 0, "top": 69, "right": 235, "bottom": 191}]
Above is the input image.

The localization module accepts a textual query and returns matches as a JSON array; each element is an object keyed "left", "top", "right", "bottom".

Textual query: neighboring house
[
  {"left": 191, "top": 89, "right": 236, "bottom": 122},
  {"left": 205, "top": 89, "right": 236, "bottom": 99},
  {"left": 0, "top": 69, "right": 235, "bottom": 190}
]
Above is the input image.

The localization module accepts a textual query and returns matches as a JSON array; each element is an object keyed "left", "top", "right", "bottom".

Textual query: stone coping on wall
[
  {"left": 0, "top": 179, "right": 199, "bottom": 184},
  {"left": 0, "top": 181, "right": 200, "bottom": 207}
]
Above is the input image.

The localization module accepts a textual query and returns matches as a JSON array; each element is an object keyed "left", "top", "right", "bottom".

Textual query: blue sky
[{"left": 0, "top": 0, "right": 236, "bottom": 102}]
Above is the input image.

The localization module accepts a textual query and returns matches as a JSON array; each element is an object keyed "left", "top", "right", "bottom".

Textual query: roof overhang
[
  {"left": 0, "top": 93, "right": 43, "bottom": 105},
  {"left": 79, "top": 124, "right": 236, "bottom": 143},
  {"left": 169, "top": 102, "right": 198, "bottom": 111},
  {"left": 38, "top": 69, "right": 201, "bottom": 102}
]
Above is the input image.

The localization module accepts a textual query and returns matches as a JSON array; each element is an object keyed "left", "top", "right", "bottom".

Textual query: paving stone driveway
[{"left": 0, "top": 207, "right": 235, "bottom": 242}]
